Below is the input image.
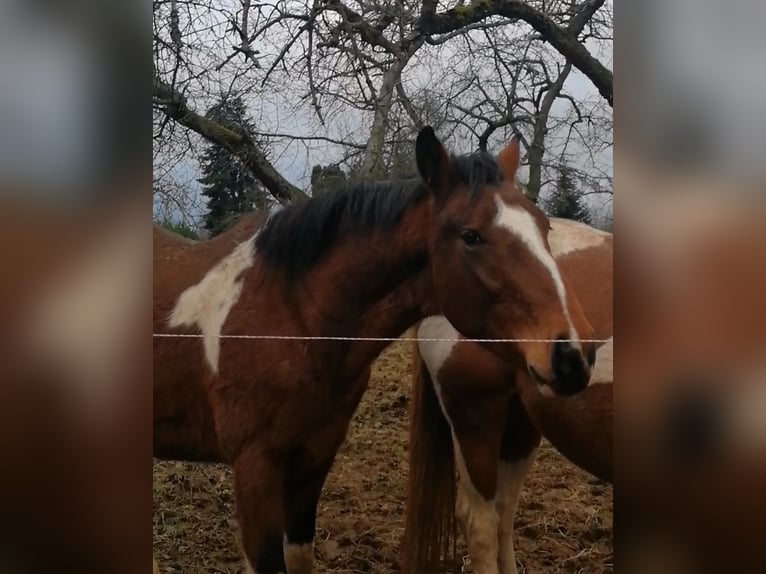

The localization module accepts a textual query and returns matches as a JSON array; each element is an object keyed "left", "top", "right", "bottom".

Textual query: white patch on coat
[
  {"left": 495, "top": 454, "right": 537, "bottom": 574},
  {"left": 283, "top": 537, "right": 315, "bottom": 574},
  {"left": 168, "top": 234, "right": 257, "bottom": 373},
  {"left": 537, "top": 384, "right": 556, "bottom": 398},
  {"left": 418, "top": 318, "right": 500, "bottom": 573},
  {"left": 590, "top": 336, "right": 614, "bottom": 386},
  {"left": 493, "top": 198, "right": 579, "bottom": 348},
  {"left": 728, "top": 372, "right": 766, "bottom": 452},
  {"left": 23, "top": 207, "right": 146, "bottom": 417},
  {"left": 453, "top": 451, "right": 501, "bottom": 574},
  {"left": 417, "top": 316, "right": 460, "bottom": 372},
  {"left": 548, "top": 217, "right": 610, "bottom": 258}
]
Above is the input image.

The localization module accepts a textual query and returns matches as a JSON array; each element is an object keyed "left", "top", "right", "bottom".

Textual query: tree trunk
[
  {"left": 153, "top": 77, "right": 307, "bottom": 205},
  {"left": 526, "top": 62, "right": 572, "bottom": 203},
  {"left": 359, "top": 39, "right": 423, "bottom": 177},
  {"left": 526, "top": 1, "right": 601, "bottom": 201}
]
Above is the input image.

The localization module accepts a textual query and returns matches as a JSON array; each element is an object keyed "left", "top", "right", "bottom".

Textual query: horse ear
[
  {"left": 416, "top": 126, "right": 453, "bottom": 195},
  {"left": 497, "top": 135, "right": 521, "bottom": 181}
]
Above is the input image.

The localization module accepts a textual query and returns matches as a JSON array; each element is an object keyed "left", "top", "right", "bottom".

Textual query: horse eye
[{"left": 460, "top": 228, "right": 484, "bottom": 247}]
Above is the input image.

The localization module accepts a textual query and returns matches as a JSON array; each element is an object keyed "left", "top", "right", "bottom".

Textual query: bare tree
[
  {"left": 152, "top": 0, "right": 613, "bottom": 213},
  {"left": 420, "top": 0, "right": 612, "bottom": 105},
  {"left": 409, "top": 1, "right": 612, "bottom": 202}
]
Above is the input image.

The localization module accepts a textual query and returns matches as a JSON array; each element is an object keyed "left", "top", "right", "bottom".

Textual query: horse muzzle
[{"left": 547, "top": 336, "right": 592, "bottom": 396}]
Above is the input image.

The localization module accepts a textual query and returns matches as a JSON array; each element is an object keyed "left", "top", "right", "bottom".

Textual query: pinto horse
[
  {"left": 403, "top": 218, "right": 613, "bottom": 574},
  {"left": 614, "top": 172, "right": 766, "bottom": 571},
  {"left": 153, "top": 127, "right": 597, "bottom": 574}
]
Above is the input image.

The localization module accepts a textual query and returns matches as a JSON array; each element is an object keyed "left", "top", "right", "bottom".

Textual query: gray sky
[{"left": 155, "top": 1, "right": 613, "bottom": 224}]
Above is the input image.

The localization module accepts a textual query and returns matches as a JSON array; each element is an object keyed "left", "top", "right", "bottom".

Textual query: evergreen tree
[
  {"left": 198, "top": 95, "right": 272, "bottom": 236},
  {"left": 545, "top": 164, "right": 591, "bottom": 224},
  {"left": 310, "top": 164, "right": 347, "bottom": 195}
]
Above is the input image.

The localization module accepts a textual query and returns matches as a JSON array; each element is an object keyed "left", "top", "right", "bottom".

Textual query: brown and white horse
[
  {"left": 403, "top": 218, "right": 613, "bottom": 574},
  {"left": 615, "top": 171, "right": 766, "bottom": 571},
  {"left": 153, "top": 128, "right": 597, "bottom": 574},
  {"left": 0, "top": 192, "right": 151, "bottom": 573}
]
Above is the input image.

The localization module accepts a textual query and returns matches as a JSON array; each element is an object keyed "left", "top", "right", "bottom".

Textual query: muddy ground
[{"left": 153, "top": 341, "right": 613, "bottom": 573}]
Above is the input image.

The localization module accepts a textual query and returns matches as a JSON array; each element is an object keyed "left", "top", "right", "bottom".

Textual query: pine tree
[
  {"left": 545, "top": 164, "right": 591, "bottom": 224},
  {"left": 198, "top": 95, "right": 272, "bottom": 236},
  {"left": 310, "top": 164, "right": 347, "bottom": 195}
]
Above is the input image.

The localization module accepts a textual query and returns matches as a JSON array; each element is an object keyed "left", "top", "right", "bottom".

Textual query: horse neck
[
  {"left": 213, "top": 212, "right": 265, "bottom": 244},
  {"left": 298, "top": 201, "right": 439, "bottom": 373}
]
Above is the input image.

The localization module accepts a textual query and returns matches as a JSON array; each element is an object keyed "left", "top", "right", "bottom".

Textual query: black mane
[{"left": 255, "top": 151, "right": 503, "bottom": 279}]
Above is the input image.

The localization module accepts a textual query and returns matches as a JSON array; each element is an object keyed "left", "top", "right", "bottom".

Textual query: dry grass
[{"left": 153, "top": 341, "right": 613, "bottom": 573}]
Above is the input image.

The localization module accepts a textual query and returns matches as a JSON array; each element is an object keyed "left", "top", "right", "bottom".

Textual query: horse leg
[
  {"left": 233, "top": 445, "right": 287, "bottom": 574},
  {"left": 282, "top": 440, "right": 344, "bottom": 573},
  {"left": 495, "top": 454, "right": 537, "bottom": 574},
  {"left": 453, "top": 443, "right": 501, "bottom": 574},
  {"left": 441, "top": 386, "right": 509, "bottom": 574},
  {"left": 282, "top": 458, "right": 334, "bottom": 574},
  {"left": 495, "top": 393, "right": 542, "bottom": 574},
  {"left": 283, "top": 380, "right": 366, "bottom": 574}
]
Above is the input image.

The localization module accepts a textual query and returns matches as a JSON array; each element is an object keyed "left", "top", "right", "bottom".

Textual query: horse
[
  {"left": 403, "top": 217, "right": 613, "bottom": 574},
  {"left": 0, "top": 193, "right": 151, "bottom": 573},
  {"left": 153, "top": 127, "right": 598, "bottom": 574},
  {"left": 613, "top": 169, "right": 766, "bottom": 571}
]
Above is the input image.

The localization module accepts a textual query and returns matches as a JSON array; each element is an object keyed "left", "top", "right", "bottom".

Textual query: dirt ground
[{"left": 153, "top": 341, "right": 613, "bottom": 573}]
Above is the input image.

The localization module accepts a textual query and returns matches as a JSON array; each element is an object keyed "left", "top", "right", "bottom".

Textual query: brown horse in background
[
  {"left": 614, "top": 171, "right": 766, "bottom": 571},
  {"left": 153, "top": 127, "right": 597, "bottom": 574},
  {"left": 404, "top": 218, "right": 613, "bottom": 574},
  {"left": 0, "top": 194, "right": 150, "bottom": 574}
]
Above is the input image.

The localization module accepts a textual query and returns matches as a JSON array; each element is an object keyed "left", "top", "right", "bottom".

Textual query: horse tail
[{"left": 402, "top": 330, "right": 457, "bottom": 574}]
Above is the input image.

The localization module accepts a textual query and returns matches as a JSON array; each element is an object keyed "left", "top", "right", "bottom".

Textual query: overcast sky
[{"left": 156, "top": 1, "right": 614, "bottom": 224}]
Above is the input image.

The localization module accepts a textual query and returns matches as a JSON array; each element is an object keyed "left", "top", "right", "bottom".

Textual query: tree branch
[
  {"left": 153, "top": 76, "right": 307, "bottom": 204},
  {"left": 567, "top": 0, "right": 606, "bottom": 36},
  {"left": 252, "top": 131, "right": 366, "bottom": 149},
  {"left": 421, "top": 0, "right": 612, "bottom": 105},
  {"left": 395, "top": 82, "right": 424, "bottom": 130},
  {"left": 323, "top": 0, "right": 402, "bottom": 55},
  {"left": 526, "top": 61, "right": 573, "bottom": 202}
]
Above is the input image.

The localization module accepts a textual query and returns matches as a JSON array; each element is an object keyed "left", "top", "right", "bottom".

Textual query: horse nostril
[
  {"left": 552, "top": 335, "right": 575, "bottom": 375},
  {"left": 551, "top": 334, "right": 588, "bottom": 396}
]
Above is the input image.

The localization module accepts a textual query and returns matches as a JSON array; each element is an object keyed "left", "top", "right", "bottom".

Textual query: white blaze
[
  {"left": 493, "top": 198, "right": 579, "bottom": 347},
  {"left": 168, "top": 234, "right": 257, "bottom": 373}
]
